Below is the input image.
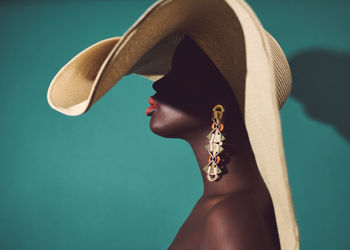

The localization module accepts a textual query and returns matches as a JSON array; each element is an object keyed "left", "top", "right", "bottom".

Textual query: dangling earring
[{"left": 203, "top": 104, "right": 226, "bottom": 182}]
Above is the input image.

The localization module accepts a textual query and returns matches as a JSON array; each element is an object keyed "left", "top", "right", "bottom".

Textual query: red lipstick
[{"left": 146, "top": 96, "right": 159, "bottom": 116}]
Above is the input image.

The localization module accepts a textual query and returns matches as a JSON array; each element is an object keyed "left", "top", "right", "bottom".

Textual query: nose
[{"left": 152, "top": 80, "right": 160, "bottom": 92}]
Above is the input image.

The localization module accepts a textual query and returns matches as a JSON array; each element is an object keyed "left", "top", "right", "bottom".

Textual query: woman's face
[{"left": 148, "top": 36, "right": 234, "bottom": 139}]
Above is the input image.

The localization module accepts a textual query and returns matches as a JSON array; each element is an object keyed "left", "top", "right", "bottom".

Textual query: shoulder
[{"left": 200, "top": 190, "right": 275, "bottom": 250}]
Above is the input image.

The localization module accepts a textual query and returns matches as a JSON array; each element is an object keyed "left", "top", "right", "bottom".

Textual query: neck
[{"left": 184, "top": 126, "right": 264, "bottom": 199}]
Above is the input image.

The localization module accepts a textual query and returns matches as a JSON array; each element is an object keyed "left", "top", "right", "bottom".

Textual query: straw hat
[{"left": 47, "top": 0, "right": 300, "bottom": 249}]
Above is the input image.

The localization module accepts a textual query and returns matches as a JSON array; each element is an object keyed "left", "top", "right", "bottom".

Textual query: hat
[{"left": 47, "top": 0, "right": 300, "bottom": 249}]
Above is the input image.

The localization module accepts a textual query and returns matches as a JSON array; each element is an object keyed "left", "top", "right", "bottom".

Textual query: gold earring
[{"left": 203, "top": 104, "right": 226, "bottom": 182}]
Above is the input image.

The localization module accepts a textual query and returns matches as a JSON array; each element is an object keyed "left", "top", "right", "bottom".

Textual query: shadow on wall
[{"left": 289, "top": 49, "right": 350, "bottom": 143}]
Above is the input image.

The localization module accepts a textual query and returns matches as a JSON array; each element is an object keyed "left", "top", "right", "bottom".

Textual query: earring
[{"left": 203, "top": 104, "right": 226, "bottom": 182}]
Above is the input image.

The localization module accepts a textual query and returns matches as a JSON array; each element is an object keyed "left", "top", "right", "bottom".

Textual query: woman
[
  {"left": 47, "top": 0, "right": 299, "bottom": 249},
  {"left": 148, "top": 34, "right": 280, "bottom": 250}
]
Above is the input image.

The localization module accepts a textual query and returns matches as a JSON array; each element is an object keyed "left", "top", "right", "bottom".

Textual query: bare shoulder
[{"left": 199, "top": 190, "right": 280, "bottom": 250}]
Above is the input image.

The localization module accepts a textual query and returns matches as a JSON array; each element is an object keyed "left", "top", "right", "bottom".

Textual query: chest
[
  {"left": 167, "top": 211, "right": 207, "bottom": 250},
  {"left": 167, "top": 191, "right": 274, "bottom": 250},
  {"left": 167, "top": 198, "right": 223, "bottom": 250}
]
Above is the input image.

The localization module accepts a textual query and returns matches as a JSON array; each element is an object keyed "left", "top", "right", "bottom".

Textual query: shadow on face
[{"left": 149, "top": 35, "right": 242, "bottom": 140}]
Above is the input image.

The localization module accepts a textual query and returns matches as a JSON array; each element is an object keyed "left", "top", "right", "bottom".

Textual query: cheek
[{"left": 149, "top": 103, "right": 207, "bottom": 138}]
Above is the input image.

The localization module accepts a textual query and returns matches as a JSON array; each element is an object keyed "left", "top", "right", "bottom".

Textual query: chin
[
  {"left": 149, "top": 108, "right": 179, "bottom": 138},
  {"left": 149, "top": 105, "right": 207, "bottom": 139},
  {"left": 149, "top": 121, "right": 170, "bottom": 138}
]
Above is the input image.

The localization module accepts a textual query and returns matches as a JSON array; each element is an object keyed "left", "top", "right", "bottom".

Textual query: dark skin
[{"left": 148, "top": 36, "right": 280, "bottom": 250}]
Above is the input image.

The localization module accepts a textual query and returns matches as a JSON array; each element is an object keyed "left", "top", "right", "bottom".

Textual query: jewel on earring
[{"left": 203, "top": 104, "right": 225, "bottom": 182}]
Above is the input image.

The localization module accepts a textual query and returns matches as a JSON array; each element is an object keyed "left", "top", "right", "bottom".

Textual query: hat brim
[{"left": 47, "top": 0, "right": 299, "bottom": 249}]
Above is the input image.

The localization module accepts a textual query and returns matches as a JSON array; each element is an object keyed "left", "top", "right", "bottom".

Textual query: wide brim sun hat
[{"left": 46, "top": 0, "right": 300, "bottom": 249}]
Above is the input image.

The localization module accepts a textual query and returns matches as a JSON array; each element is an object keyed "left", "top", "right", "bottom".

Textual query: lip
[{"left": 146, "top": 96, "right": 159, "bottom": 116}]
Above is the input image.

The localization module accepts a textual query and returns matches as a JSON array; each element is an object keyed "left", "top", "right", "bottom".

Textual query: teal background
[{"left": 0, "top": 0, "right": 349, "bottom": 249}]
